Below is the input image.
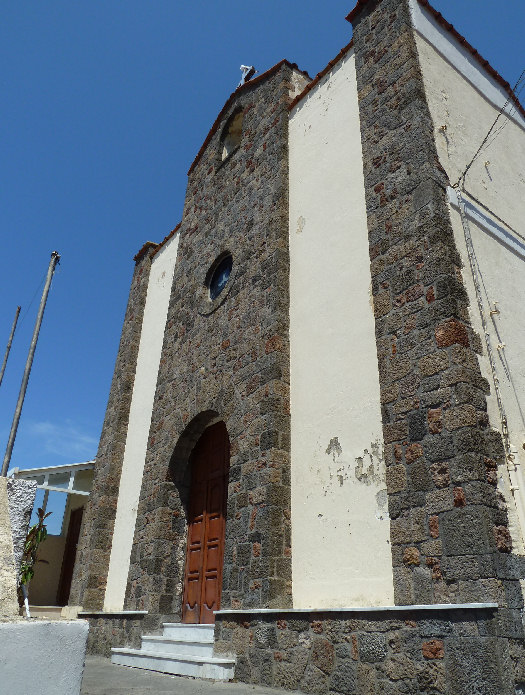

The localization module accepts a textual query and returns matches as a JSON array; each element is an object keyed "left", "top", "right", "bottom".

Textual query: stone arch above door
[{"left": 168, "top": 410, "right": 222, "bottom": 486}]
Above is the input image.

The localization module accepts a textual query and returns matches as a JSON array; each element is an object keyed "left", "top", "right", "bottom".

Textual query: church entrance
[{"left": 182, "top": 421, "right": 230, "bottom": 624}]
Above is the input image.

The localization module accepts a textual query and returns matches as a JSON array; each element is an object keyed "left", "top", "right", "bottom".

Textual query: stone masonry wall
[
  {"left": 0, "top": 477, "right": 18, "bottom": 617},
  {"left": 350, "top": 0, "right": 524, "bottom": 624},
  {"left": 6, "top": 478, "right": 37, "bottom": 575},
  {"left": 81, "top": 613, "right": 146, "bottom": 657},
  {"left": 69, "top": 248, "right": 155, "bottom": 609},
  {"left": 215, "top": 609, "right": 524, "bottom": 695},
  {"left": 124, "top": 64, "right": 308, "bottom": 625}
]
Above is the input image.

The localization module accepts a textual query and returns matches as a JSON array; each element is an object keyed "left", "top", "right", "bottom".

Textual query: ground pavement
[{"left": 81, "top": 657, "right": 285, "bottom": 695}]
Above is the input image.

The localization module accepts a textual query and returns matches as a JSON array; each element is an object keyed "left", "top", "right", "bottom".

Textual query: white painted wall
[
  {"left": 289, "top": 51, "right": 394, "bottom": 608},
  {"left": 413, "top": 5, "right": 525, "bottom": 231},
  {"left": 0, "top": 620, "right": 88, "bottom": 695},
  {"left": 30, "top": 534, "right": 66, "bottom": 605},
  {"left": 447, "top": 193, "right": 525, "bottom": 552},
  {"left": 410, "top": 0, "right": 525, "bottom": 133},
  {"left": 104, "top": 234, "right": 179, "bottom": 611},
  {"left": 414, "top": 12, "right": 525, "bottom": 551}
]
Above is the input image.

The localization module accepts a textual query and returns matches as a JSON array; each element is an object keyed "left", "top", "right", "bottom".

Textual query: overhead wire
[
  {"left": 453, "top": 68, "right": 525, "bottom": 187},
  {"left": 482, "top": 78, "right": 525, "bottom": 152},
  {"left": 451, "top": 67, "right": 525, "bottom": 542},
  {"left": 453, "top": 188, "right": 510, "bottom": 456},
  {"left": 18, "top": 271, "right": 48, "bottom": 327}
]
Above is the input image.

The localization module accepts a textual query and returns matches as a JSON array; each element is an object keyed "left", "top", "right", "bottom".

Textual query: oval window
[{"left": 209, "top": 254, "right": 233, "bottom": 301}]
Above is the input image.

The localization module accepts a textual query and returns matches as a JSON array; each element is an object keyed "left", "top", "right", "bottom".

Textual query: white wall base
[{"left": 0, "top": 620, "right": 89, "bottom": 695}]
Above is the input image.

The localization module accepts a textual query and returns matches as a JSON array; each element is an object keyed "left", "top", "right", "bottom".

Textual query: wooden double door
[{"left": 182, "top": 422, "right": 229, "bottom": 624}]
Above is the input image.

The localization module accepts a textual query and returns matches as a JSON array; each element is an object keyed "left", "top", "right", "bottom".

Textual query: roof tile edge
[
  {"left": 150, "top": 222, "right": 181, "bottom": 259},
  {"left": 133, "top": 241, "right": 158, "bottom": 263},
  {"left": 133, "top": 222, "right": 182, "bottom": 264}
]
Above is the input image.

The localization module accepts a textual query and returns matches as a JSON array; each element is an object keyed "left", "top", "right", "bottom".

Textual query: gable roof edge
[
  {"left": 188, "top": 60, "right": 311, "bottom": 176},
  {"left": 289, "top": 40, "right": 354, "bottom": 112}
]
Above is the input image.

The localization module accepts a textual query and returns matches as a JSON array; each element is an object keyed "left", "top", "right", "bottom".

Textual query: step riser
[
  {"left": 111, "top": 653, "right": 234, "bottom": 680},
  {"left": 141, "top": 638, "right": 214, "bottom": 657},
  {"left": 162, "top": 624, "right": 215, "bottom": 641}
]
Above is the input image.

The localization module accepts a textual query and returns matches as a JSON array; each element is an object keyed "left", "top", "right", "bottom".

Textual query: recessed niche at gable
[{"left": 220, "top": 108, "right": 244, "bottom": 161}]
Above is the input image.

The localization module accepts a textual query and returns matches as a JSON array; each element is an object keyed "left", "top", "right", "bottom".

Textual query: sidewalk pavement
[{"left": 81, "top": 656, "right": 285, "bottom": 695}]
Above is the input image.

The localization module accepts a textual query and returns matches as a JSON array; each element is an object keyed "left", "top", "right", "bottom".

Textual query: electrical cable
[
  {"left": 453, "top": 68, "right": 525, "bottom": 187},
  {"left": 453, "top": 188, "right": 510, "bottom": 455},
  {"left": 18, "top": 272, "right": 48, "bottom": 327},
  {"left": 482, "top": 80, "right": 525, "bottom": 152}
]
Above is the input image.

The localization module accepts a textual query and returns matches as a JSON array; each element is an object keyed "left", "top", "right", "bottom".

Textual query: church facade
[{"left": 70, "top": 0, "right": 525, "bottom": 692}]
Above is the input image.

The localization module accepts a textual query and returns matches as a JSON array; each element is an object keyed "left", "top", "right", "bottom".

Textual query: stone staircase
[{"left": 111, "top": 623, "right": 235, "bottom": 680}]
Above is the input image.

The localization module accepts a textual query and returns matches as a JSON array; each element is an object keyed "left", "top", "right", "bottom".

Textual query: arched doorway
[{"left": 182, "top": 421, "right": 230, "bottom": 624}]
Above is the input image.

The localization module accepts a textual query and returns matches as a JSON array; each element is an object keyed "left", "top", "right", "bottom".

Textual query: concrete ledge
[
  {"left": 447, "top": 186, "right": 525, "bottom": 260},
  {"left": 0, "top": 620, "right": 88, "bottom": 695},
  {"left": 78, "top": 610, "right": 148, "bottom": 616},
  {"left": 215, "top": 602, "right": 498, "bottom": 615}
]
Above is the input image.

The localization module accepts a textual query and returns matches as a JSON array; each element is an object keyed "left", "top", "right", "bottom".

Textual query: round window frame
[
  {"left": 198, "top": 251, "right": 236, "bottom": 316},
  {"left": 208, "top": 254, "right": 233, "bottom": 301}
]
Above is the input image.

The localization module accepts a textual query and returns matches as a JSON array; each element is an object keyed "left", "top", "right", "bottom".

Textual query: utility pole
[
  {"left": 0, "top": 305, "right": 21, "bottom": 389},
  {"left": 1, "top": 252, "right": 61, "bottom": 476}
]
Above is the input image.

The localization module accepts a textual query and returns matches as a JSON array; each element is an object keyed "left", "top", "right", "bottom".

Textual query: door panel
[{"left": 182, "top": 422, "right": 229, "bottom": 624}]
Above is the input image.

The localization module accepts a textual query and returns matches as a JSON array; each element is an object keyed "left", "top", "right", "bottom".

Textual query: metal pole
[
  {"left": 1, "top": 252, "right": 60, "bottom": 476},
  {"left": 0, "top": 305, "right": 21, "bottom": 389}
]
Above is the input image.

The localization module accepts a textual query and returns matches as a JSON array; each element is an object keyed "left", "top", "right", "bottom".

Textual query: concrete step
[
  {"left": 27, "top": 605, "right": 63, "bottom": 619},
  {"left": 111, "top": 647, "right": 235, "bottom": 680},
  {"left": 141, "top": 635, "right": 215, "bottom": 657},
  {"left": 161, "top": 623, "right": 215, "bottom": 640}
]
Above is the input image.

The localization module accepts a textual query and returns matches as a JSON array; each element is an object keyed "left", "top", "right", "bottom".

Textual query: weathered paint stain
[
  {"left": 375, "top": 489, "right": 388, "bottom": 521},
  {"left": 326, "top": 437, "right": 342, "bottom": 461},
  {"left": 308, "top": 438, "right": 387, "bottom": 505},
  {"left": 355, "top": 439, "right": 384, "bottom": 486}
]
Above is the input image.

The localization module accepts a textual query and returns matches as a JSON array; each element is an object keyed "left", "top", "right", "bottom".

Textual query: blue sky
[{"left": 1, "top": 1, "right": 523, "bottom": 531}]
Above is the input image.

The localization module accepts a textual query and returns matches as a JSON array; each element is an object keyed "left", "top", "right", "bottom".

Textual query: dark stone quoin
[
  {"left": 349, "top": 0, "right": 524, "bottom": 689},
  {"left": 69, "top": 247, "right": 154, "bottom": 610}
]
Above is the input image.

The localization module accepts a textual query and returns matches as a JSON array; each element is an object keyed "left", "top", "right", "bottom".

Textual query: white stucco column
[
  {"left": 104, "top": 234, "right": 179, "bottom": 611},
  {"left": 288, "top": 50, "right": 394, "bottom": 608}
]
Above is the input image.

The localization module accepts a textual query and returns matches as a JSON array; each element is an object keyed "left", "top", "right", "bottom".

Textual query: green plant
[{"left": 18, "top": 507, "right": 51, "bottom": 609}]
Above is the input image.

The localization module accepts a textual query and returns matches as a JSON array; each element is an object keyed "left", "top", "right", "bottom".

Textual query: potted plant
[{"left": 18, "top": 507, "right": 51, "bottom": 618}]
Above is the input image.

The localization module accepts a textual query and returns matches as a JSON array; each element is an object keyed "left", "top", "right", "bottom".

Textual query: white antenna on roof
[{"left": 238, "top": 65, "right": 257, "bottom": 87}]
